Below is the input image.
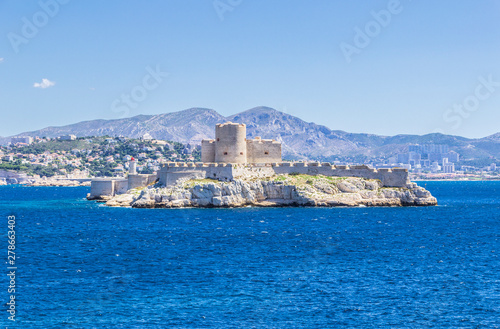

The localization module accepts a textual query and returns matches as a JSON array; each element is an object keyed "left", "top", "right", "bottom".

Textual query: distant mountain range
[{"left": 5, "top": 107, "right": 500, "bottom": 161}]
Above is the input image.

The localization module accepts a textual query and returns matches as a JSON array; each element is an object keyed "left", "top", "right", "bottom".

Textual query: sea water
[{"left": 0, "top": 181, "right": 499, "bottom": 328}]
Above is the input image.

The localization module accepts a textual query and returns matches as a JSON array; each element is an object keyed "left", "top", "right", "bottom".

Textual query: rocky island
[
  {"left": 98, "top": 174, "right": 437, "bottom": 208},
  {"left": 87, "top": 121, "right": 438, "bottom": 208}
]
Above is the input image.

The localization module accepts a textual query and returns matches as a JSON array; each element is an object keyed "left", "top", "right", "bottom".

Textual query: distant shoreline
[{"left": 413, "top": 178, "right": 500, "bottom": 182}]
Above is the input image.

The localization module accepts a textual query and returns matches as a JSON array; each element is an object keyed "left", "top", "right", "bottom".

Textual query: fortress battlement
[
  {"left": 216, "top": 122, "right": 245, "bottom": 128},
  {"left": 246, "top": 137, "right": 280, "bottom": 144},
  {"left": 157, "top": 161, "right": 409, "bottom": 189}
]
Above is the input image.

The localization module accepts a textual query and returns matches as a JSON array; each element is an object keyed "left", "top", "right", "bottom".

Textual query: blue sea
[{"left": 0, "top": 181, "right": 499, "bottom": 328}]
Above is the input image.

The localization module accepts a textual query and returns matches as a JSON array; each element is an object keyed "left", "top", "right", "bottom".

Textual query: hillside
[
  {"left": 0, "top": 137, "right": 200, "bottom": 177},
  {"left": 8, "top": 107, "right": 500, "bottom": 161}
]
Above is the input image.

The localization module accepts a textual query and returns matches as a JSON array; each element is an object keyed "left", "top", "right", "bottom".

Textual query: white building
[
  {"left": 59, "top": 135, "right": 76, "bottom": 141},
  {"left": 11, "top": 136, "right": 33, "bottom": 145},
  {"left": 442, "top": 158, "right": 455, "bottom": 173},
  {"left": 431, "top": 162, "right": 441, "bottom": 173},
  {"left": 443, "top": 163, "right": 455, "bottom": 173},
  {"left": 142, "top": 133, "right": 153, "bottom": 141}
]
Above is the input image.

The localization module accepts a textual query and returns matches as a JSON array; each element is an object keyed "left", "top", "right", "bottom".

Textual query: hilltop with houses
[{"left": 0, "top": 134, "right": 200, "bottom": 185}]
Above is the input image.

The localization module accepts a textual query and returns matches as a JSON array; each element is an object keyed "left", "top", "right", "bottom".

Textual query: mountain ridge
[{"left": 6, "top": 107, "right": 500, "bottom": 161}]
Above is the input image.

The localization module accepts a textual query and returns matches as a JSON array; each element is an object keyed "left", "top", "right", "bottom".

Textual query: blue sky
[{"left": 1, "top": 0, "right": 499, "bottom": 138}]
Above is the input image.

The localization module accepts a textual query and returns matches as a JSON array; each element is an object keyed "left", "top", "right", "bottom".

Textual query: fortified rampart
[
  {"left": 246, "top": 137, "right": 281, "bottom": 163},
  {"left": 271, "top": 163, "right": 409, "bottom": 187},
  {"left": 157, "top": 162, "right": 410, "bottom": 188},
  {"left": 88, "top": 174, "right": 157, "bottom": 199},
  {"left": 158, "top": 162, "right": 233, "bottom": 187},
  {"left": 90, "top": 162, "right": 410, "bottom": 199}
]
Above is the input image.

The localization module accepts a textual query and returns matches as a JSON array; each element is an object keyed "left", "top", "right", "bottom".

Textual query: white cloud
[
  {"left": 0, "top": 58, "right": 4, "bottom": 63},
  {"left": 33, "top": 78, "right": 55, "bottom": 89}
]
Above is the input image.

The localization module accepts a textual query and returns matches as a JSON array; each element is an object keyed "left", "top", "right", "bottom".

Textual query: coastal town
[
  {"left": 0, "top": 134, "right": 200, "bottom": 185},
  {"left": 0, "top": 133, "right": 498, "bottom": 186}
]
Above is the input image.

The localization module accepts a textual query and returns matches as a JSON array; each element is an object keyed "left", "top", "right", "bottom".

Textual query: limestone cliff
[{"left": 102, "top": 174, "right": 437, "bottom": 208}]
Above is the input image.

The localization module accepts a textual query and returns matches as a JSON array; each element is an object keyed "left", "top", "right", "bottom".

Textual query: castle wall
[
  {"left": 157, "top": 162, "right": 409, "bottom": 188},
  {"left": 114, "top": 179, "right": 129, "bottom": 194},
  {"left": 214, "top": 122, "right": 247, "bottom": 164},
  {"left": 90, "top": 175, "right": 157, "bottom": 198},
  {"left": 201, "top": 140, "right": 215, "bottom": 162},
  {"left": 90, "top": 161, "right": 410, "bottom": 199},
  {"left": 128, "top": 174, "right": 157, "bottom": 190},
  {"left": 271, "top": 163, "right": 409, "bottom": 187},
  {"left": 246, "top": 138, "right": 282, "bottom": 164},
  {"left": 378, "top": 168, "right": 409, "bottom": 187},
  {"left": 232, "top": 164, "right": 276, "bottom": 179},
  {"left": 158, "top": 162, "right": 234, "bottom": 187},
  {"left": 90, "top": 179, "right": 115, "bottom": 197}
]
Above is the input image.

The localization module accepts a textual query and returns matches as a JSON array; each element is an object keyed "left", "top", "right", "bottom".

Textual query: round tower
[
  {"left": 201, "top": 139, "right": 216, "bottom": 163},
  {"left": 214, "top": 122, "right": 246, "bottom": 163}
]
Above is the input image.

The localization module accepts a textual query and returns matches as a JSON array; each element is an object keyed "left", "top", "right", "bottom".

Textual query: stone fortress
[
  {"left": 201, "top": 122, "right": 281, "bottom": 164},
  {"left": 89, "top": 122, "right": 412, "bottom": 199}
]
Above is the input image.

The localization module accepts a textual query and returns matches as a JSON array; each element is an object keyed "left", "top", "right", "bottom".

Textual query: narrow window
[
  {"left": 264, "top": 151, "right": 269, "bottom": 155},
  {"left": 240, "top": 152, "right": 243, "bottom": 155},
  {"left": 217, "top": 138, "right": 220, "bottom": 141},
  {"left": 224, "top": 152, "right": 228, "bottom": 155}
]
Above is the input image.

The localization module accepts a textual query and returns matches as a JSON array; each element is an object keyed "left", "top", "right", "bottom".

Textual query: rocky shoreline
[
  {"left": 27, "top": 179, "right": 91, "bottom": 187},
  {"left": 0, "top": 179, "right": 91, "bottom": 187},
  {"left": 92, "top": 174, "right": 437, "bottom": 208}
]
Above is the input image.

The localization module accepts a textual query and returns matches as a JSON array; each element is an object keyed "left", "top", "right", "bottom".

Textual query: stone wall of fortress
[
  {"left": 270, "top": 163, "right": 409, "bottom": 187},
  {"left": 201, "top": 140, "right": 215, "bottom": 162},
  {"left": 90, "top": 162, "right": 410, "bottom": 198},
  {"left": 158, "top": 162, "right": 233, "bottom": 187},
  {"left": 158, "top": 162, "right": 410, "bottom": 188},
  {"left": 89, "top": 174, "right": 157, "bottom": 198},
  {"left": 246, "top": 138, "right": 282, "bottom": 164}
]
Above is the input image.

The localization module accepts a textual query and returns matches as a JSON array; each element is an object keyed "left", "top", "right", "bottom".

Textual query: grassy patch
[
  {"left": 273, "top": 175, "right": 288, "bottom": 182},
  {"left": 183, "top": 178, "right": 220, "bottom": 188}
]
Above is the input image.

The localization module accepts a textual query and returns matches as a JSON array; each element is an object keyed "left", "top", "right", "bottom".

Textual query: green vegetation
[
  {"left": 1, "top": 136, "right": 201, "bottom": 178},
  {"left": 273, "top": 175, "right": 287, "bottom": 182},
  {"left": 183, "top": 178, "right": 220, "bottom": 188},
  {"left": 0, "top": 161, "right": 61, "bottom": 177}
]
